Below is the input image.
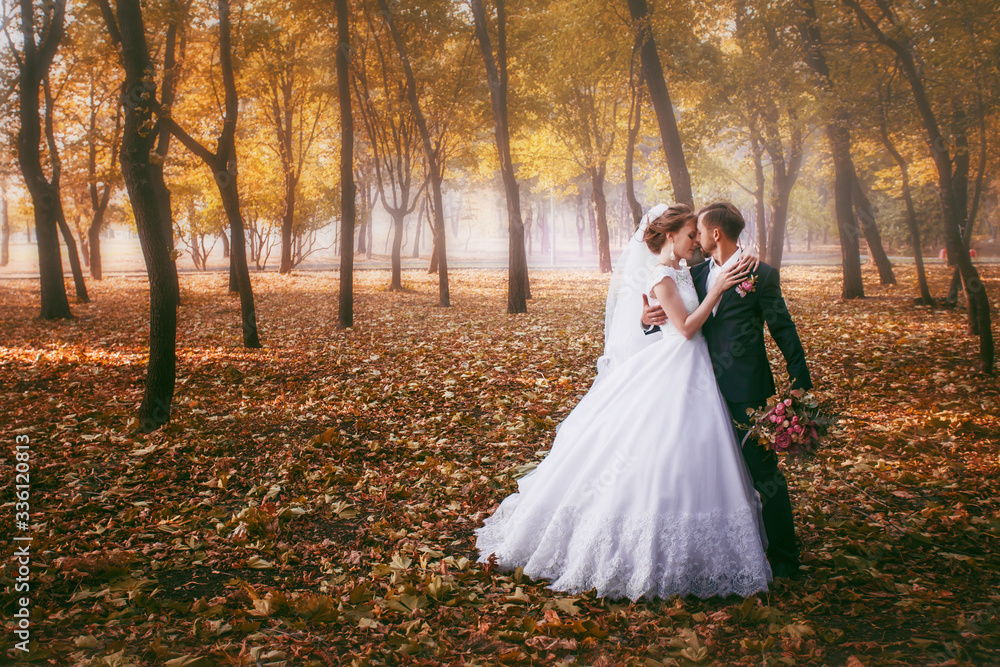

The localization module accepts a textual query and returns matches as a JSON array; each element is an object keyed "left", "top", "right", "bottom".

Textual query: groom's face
[{"left": 696, "top": 214, "right": 716, "bottom": 254}]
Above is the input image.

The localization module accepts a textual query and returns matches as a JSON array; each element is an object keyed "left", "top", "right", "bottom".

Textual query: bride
[{"left": 475, "top": 203, "right": 772, "bottom": 601}]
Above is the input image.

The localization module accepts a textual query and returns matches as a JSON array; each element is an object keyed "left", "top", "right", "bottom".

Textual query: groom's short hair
[{"left": 698, "top": 201, "right": 745, "bottom": 241}]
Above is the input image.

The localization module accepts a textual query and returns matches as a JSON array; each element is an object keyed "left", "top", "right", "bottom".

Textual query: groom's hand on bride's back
[{"left": 641, "top": 294, "right": 667, "bottom": 328}]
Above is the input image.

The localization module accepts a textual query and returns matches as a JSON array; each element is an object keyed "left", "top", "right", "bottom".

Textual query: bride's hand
[
  {"left": 735, "top": 248, "right": 760, "bottom": 273},
  {"left": 713, "top": 262, "right": 753, "bottom": 295}
]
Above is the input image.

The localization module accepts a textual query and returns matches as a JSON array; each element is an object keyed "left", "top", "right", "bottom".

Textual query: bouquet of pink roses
[{"left": 742, "top": 390, "right": 829, "bottom": 456}]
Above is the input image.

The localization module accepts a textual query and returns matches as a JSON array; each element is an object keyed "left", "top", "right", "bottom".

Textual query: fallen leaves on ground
[{"left": 1, "top": 265, "right": 998, "bottom": 666}]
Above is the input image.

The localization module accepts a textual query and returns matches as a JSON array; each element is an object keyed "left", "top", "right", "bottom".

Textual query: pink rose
[
  {"left": 774, "top": 403, "right": 786, "bottom": 416},
  {"left": 774, "top": 432, "right": 792, "bottom": 451},
  {"left": 791, "top": 416, "right": 799, "bottom": 425},
  {"left": 770, "top": 414, "right": 780, "bottom": 423},
  {"left": 784, "top": 398, "right": 793, "bottom": 407}
]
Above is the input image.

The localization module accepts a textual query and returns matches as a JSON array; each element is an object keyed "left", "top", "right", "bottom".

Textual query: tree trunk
[
  {"left": 767, "top": 187, "right": 791, "bottom": 269},
  {"left": 379, "top": 0, "right": 450, "bottom": 306},
  {"left": 428, "top": 232, "right": 439, "bottom": 274},
  {"left": 217, "top": 0, "right": 259, "bottom": 347},
  {"left": 41, "top": 75, "right": 90, "bottom": 303},
  {"left": 796, "top": 1, "right": 863, "bottom": 298},
  {"left": 336, "top": 0, "right": 354, "bottom": 328},
  {"left": 216, "top": 154, "right": 262, "bottom": 347},
  {"left": 852, "top": 175, "right": 896, "bottom": 285},
  {"left": 153, "top": 14, "right": 183, "bottom": 304},
  {"left": 428, "top": 215, "right": 439, "bottom": 274},
  {"left": 79, "top": 231, "right": 90, "bottom": 268},
  {"left": 274, "top": 50, "right": 298, "bottom": 276},
  {"left": 944, "top": 106, "right": 975, "bottom": 308},
  {"left": 30, "top": 184, "right": 73, "bottom": 318},
  {"left": 421, "top": 194, "right": 448, "bottom": 308},
  {"left": 279, "top": 176, "right": 297, "bottom": 273},
  {"left": 17, "top": 0, "right": 72, "bottom": 319},
  {"left": 750, "top": 131, "right": 767, "bottom": 260},
  {"left": 880, "top": 129, "right": 933, "bottom": 304},
  {"left": 1, "top": 190, "right": 9, "bottom": 267},
  {"left": 470, "top": 0, "right": 527, "bottom": 313},
  {"left": 590, "top": 166, "right": 612, "bottom": 272},
  {"left": 88, "top": 208, "right": 105, "bottom": 279},
  {"left": 540, "top": 210, "right": 550, "bottom": 255},
  {"left": 357, "top": 220, "right": 367, "bottom": 254},
  {"left": 625, "top": 0, "right": 692, "bottom": 205},
  {"left": 524, "top": 205, "right": 533, "bottom": 256},
  {"left": 221, "top": 230, "right": 230, "bottom": 257},
  {"left": 762, "top": 111, "right": 802, "bottom": 270},
  {"left": 765, "top": 166, "right": 797, "bottom": 270},
  {"left": 390, "top": 212, "right": 404, "bottom": 290},
  {"left": 413, "top": 198, "right": 425, "bottom": 258},
  {"left": 946, "top": 100, "right": 988, "bottom": 316},
  {"left": 587, "top": 203, "right": 597, "bottom": 255},
  {"left": 100, "top": 0, "right": 179, "bottom": 431},
  {"left": 366, "top": 214, "right": 373, "bottom": 259},
  {"left": 624, "top": 60, "right": 643, "bottom": 229},
  {"left": 827, "top": 123, "right": 865, "bottom": 299},
  {"left": 56, "top": 212, "right": 90, "bottom": 302}
]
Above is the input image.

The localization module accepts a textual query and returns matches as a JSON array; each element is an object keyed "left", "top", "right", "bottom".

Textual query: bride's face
[{"left": 669, "top": 219, "right": 699, "bottom": 260}]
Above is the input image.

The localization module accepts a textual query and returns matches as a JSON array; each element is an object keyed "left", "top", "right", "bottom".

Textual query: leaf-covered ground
[{"left": 1, "top": 265, "right": 999, "bottom": 666}]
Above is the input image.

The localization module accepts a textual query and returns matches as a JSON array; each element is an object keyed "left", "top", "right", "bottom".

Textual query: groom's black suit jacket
[
  {"left": 644, "top": 260, "right": 809, "bottom": 407},
  {"left": 688, "top": 260, "right": 811, "bottom": 406}
]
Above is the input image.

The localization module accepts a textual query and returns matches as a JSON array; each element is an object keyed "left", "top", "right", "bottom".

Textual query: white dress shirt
[{"left": 706, "top": 248, "right": 741, "bottom": 316}]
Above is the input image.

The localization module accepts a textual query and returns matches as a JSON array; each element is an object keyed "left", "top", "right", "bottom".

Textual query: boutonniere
[{"left": 736, "top": 274, "right": 758, "bottom": 298}]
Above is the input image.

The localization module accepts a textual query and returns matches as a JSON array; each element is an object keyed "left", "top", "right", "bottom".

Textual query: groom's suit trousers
[{"left": 728, "top": 399, "right": 800, "bottom": 569}]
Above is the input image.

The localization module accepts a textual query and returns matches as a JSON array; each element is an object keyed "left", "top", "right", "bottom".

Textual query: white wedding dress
[{"left": 475, "top": 264, "right": 772, "bottom": 601}]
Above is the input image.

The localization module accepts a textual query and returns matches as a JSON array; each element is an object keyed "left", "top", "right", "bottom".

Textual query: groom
[{"left": 641, "top": 201, "right": 812, "bottom": 578}]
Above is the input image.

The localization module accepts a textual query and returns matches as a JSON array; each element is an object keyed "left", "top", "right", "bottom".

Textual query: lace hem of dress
[{"left": 475, "top": 502, "right": 771, "bottom": 602}]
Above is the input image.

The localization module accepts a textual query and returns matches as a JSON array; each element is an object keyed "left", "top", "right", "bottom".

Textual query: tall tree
[
  {"left": 242, "top": 0, "right": 333, "bottom": 275},
  {"left": 851, "top": 172, "right": 896, "bottom": 284},
  {"left": 335, "top": 0, "right": 355, "bottom": 328},
  {"left": 731, "top": 1, "right": 805, "bottom": 269},
  {"left": 354, "top": 147, "right": 376, "bottom": 259},
  {"left": 81, "top": 73, "right": 122, "bottom": 280},
  {"left": 470, "top": 0, "right": 528, "bottom": 313},
  {"left": 760, "top": 105, "right": 803, "bottom": 269},
  {"left": 352, "top": 3, "right": 426, "bottom": 291},
  {"left": 155, "top": 0, "right": 262, "bottom": 348},
  {"left": 93, "top": 0, "right": 179, "bottom": 431},
  {"left": 794, "top": 0, "right": 865, "bottom": 298},
  {"left": 14, "top": 0, "right": 73, "bottom": 318},
  {"left": 529, "top": 0, "right": 629, "bottom": 273},
  {"left": 842, "top": 0, "right": 993, "bottom": 373},
  {"left": 623, "top": 43, "right": 643, "bottom": 230},
  {"left": 0, "top": 175, "right": 9, "bottom": 267},
  {"left": 749, "top": 127, "right": 768, "bottom": 257},
  {"left": 42, "top": 78, "right": 89, "bottom": 302},
  {"left": 876, "top": 106, "right": 933, "bottom": 304},
  {"left": 377, "top": 0, "right": 457, "bottom": 306},
  {"left": 150, "top": 0, "right": 190, "bottom": 300},
  {"left": 625, "top": 0, "right": 692, "bottom": 205}
]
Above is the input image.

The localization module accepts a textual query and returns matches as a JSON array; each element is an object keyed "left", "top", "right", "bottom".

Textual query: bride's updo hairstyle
[{"left": 643, "top": 203, "right": 695, "bottom": 254}]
